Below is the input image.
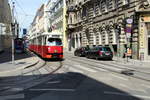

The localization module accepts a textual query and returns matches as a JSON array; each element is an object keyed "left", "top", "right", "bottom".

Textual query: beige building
[
  {"left": 0, "top": 0, "right": 12, "bottom": 51},
  {"left": 66, "top": 0, "right": 150, "bottom": 61}
]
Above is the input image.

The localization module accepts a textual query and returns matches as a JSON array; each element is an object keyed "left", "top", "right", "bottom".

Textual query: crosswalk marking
[
  {"left": 141, "top": 84, "right": 150, "bottom": 88},
  {"left": 96, "top": 63, "right": 122, "bottom": 71},
  {"left": 39, "top": 67, "right": 49, "bottom": 75},
  {"left": 69, "top": 67, "right": 84, "bottom": 74},
  {"left": 93, "top": 67, "right": 108, "bottom": 72},
  {"left": 111, "top": 74, "right": 128, "bottom": 81},
  {"left": 75, "top": 65, "right": 97, "bottom": 73}
]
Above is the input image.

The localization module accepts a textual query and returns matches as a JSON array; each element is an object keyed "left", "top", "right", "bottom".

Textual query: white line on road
[
  {"left": 75, "top": 65, "right": 97, "bottom": 73},
  {"left": 0, "top": 94, "right": 24, "bottom": 100},
  {"left": 119, "top": 84, "right": 147, "bottom": 93},
  {"left": 97, "top": 63, "right": 122, "bottom": 71},
  {"left": 69, "top": 67, "right": 84, "bottom": 74},
  {"left": 93, "top": 67, "right": 108, "bottom": 72},
  {"left": 141, "top": 84, "right": 150, "bottom": 88},
  {"left": 29, "top": 88, "right": 75, "bottom": 92},
  {"left": 111, "top": 74, "right": 128, "bottom": 81},
  {"left": 47, "top": 81, "right": 61, "bottom": 84},
  {"left": 104, "top": 91, "right": 150, "bottom": 99}
]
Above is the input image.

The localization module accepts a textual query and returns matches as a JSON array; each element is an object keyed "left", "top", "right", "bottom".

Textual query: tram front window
[{"left": 48, "top": 38, "right": 62, "bottom": 46}]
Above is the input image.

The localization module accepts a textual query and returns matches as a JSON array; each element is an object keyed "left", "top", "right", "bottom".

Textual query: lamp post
[{"left": 11, "top": 1, "right": 15, "bottom": 64}]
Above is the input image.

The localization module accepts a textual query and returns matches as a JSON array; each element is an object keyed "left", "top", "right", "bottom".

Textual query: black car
[
  {"left": 74, "top": 47, "right": 90, "bottom": 57},
  {"left": 86, "top": 46, "right": 113, "bottom": 60}
]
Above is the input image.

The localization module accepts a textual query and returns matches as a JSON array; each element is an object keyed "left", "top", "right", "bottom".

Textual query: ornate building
[{"left": 66, "top": 0, "right": 150, "bottom": 61}]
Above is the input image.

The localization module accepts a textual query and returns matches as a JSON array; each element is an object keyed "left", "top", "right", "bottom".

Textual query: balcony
[
  {"left": 67, "top": 5, "right": 77, "bottom": 12},
  {"left": 67, "top": 24, "right": 76, "bottom": 29}
]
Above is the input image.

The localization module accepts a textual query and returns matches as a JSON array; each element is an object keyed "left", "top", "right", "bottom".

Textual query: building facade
[
  {"left": 29, "top": 0, "right": 67, "bottom": 48},
  {"left": 47, "top": 0, "right": 67, "bottom": 48},
  {"left": 0, "top": 0, "right": 12, "bottom": 52},
  {"left": 66, "top": 0, "right": 150, "bottom": 61}
]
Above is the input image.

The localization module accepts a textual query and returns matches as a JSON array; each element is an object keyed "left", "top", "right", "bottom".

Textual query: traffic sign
[
  {"left": 126, "top": 33, "right": 131, "bottom": 38},
  {"left": 126, "top": 18, "right": 133, "bottom": 24}
]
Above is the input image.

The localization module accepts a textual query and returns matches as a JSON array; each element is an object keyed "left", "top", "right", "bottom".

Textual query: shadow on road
[
  {"left": 0, "top": 72, "right": 142, "bottom": 100},
  {"left": 0, "top": 49, "right": 33, "bottom": 64}
]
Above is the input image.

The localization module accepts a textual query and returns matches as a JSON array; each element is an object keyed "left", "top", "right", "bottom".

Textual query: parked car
[
  {"left": 74, "top": 47, "right": 90, "bottom": 57},
  {"left": 86, "top": 46, "right": 113, "bottom": 60}
]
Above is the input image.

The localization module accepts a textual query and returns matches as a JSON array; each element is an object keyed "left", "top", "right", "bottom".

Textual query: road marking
[
  {"left": 119, "top": 84, "right": 146, "bottom": 93},
  {"left": 93, "top": 67, "right": 108, "bottom": 72},
  {"left": 69, "top": 67, "right": 84, "bottom": 74},
  {"left": 29, "top": 88, "right": 75, "bottom": 92},
  {"left": 47, "top": 81, "right": 61, "bottom": 84},
  {"left": 141, "top": 84, "right": 150, "bottom": 88},
  {"left": 39, "top": 67, "right": 49, "bottom": 75},
  {"left": 0, "top": 94, "right": 24, "bottom": 99},
  {"left": 111, "top": 74, "right": 128, "bottom": 81},
  {"left": 104, "top": 91, "right": 150, "bottom": 99},
  {"left": 8, "top": 88, "right": 24, "bottom": 92},
  {"left": 97, "top": 63, "right": 122, "bottom": 71},
  {"left": 75, "top": 65, "right": 97, "bottom": 73}
]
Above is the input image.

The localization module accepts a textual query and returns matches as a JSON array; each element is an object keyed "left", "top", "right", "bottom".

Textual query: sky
[
  {"left": 11, "top": 0, "right": 46, "bottom": 28},
  {"left": 8, "top": 0, "right": 49, "bottom": 37},
  {"left": 9, "top": 0, "right": 56, "bottom": 37}
]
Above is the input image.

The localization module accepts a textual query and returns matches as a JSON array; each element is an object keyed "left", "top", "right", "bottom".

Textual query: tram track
[
  {"left": 66, "top": 56, "right": 150, "bottom": 82},
  {"left": 0, "top": 58, "right": 63, "bottom": 96}
]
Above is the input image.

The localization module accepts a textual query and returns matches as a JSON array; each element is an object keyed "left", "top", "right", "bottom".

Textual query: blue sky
[
  {"left": 9, "top": 0, "right": 57, "bottom": 37},
  {"left": 9, "top": 0, "right": 48, "bottom": 37},
  {"left": 11, "top": 0, "right": 47, "bottom": 29}
]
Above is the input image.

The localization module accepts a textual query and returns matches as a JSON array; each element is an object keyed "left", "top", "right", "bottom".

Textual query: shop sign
[
  {"left": 125, "top": 27, "right": 132, "bottom": 33},
  {"left": 126, "top": 33, "right": 131, "bottom": 38},
  {"left": 141, "top": 14, "right": 150, "bottom": 22},
  {"left": 139, "top": 25, "right": 145, "bottom": 48},
  {"left": 126, "top": 18, "right": 133, "bottom": 24}
]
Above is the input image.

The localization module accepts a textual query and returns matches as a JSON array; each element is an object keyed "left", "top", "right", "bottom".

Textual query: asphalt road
[{"left": 0, "top": 52, "right": 150, "bottom": 100}]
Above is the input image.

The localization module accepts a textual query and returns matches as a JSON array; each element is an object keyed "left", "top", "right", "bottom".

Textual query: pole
[{"left": 12, "top": 2, "right": 15, "bottom": 64}]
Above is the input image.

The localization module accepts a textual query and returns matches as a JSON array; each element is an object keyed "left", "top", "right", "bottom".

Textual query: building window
[
  {"left": 101, "top": 0, "right": 107, "bottom": 13},
  {"left": 82, "top": 7, "right": 87, "bottom": 17},
  {"left": 114, "top": 0, "right": 118, "bottom": 9},
  {"left": 98, "top": 2, "right": 102, "bottom": 15},
  {"left": 93, "top": 4, "right": 96, "bottom": 17},
  {"left": 123, "top": 0, "right": 130, "bottom": 5}
]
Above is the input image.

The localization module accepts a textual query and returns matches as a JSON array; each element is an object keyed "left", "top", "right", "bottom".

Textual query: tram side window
[
  {"left": 48, "top": 38, "right": 62, "bottom": 46},
  {"left": 44, "top": 37, "right": 47, "bottom": 45}
]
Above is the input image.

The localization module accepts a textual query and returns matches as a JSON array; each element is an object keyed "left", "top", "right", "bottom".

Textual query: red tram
[{"left": 29, "top": 32, "right": 63, "bottom": 59}]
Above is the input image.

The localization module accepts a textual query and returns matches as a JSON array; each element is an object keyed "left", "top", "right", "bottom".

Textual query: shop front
[{"left": 139, "top": 14, "right": 150, "bottom": 60}]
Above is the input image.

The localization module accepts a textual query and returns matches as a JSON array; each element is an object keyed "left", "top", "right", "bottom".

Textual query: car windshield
[{"left": 102, "top": 47, "right": 111, "bottom": 51}]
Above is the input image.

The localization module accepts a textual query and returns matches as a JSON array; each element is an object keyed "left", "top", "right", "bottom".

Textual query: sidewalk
[{"left": 0, "top": 49, "right": 39, "bottom": 75}]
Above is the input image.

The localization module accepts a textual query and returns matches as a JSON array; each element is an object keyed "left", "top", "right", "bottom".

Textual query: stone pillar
[
  {"left": 74, "top": 34, "right": 77, "bottom": 49},
  {"left": 119, "top": 26, "right": 126, "bottom": 58},
  {"left": 132, "top": 14, "right": 139, "bottom": 59}
]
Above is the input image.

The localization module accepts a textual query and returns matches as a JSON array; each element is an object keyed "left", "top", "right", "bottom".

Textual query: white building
[{"left": 0, "top": 0, "right": 12, "bottom": 52}]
